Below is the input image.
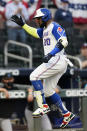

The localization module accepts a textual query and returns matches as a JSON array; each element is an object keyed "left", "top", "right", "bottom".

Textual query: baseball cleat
[
  {"left": 60, "top": 112, "right": 75, "bottom": 128},
  {"left": 32, "top": 104, "right": 50, "bottom": 118}
]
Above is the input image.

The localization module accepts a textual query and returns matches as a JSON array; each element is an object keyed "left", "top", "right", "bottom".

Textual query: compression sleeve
[
  {"left": 22, "top": 24, "right": 40, "bottom": 38},
  {"left": 50, "top": 47, "right": 61, "bottom": 56},
  {"left": 50, "top": 41, "right": 64, "bottom": 56}
]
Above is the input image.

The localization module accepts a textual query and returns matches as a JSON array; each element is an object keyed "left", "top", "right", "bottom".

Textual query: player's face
[
  {"left": 81, "top": 48, "right": 87, "bottom": 57},
  {"left": 2, "top": 78, "right": 14, "bottom": 88},
  {"left": 35, "top": 17, "right": 42, "bottom": 27}
]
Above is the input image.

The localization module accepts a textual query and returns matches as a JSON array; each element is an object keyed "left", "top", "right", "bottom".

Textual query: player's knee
[{"left": 44, "top": 90, "right": 55, "bottom": 97}]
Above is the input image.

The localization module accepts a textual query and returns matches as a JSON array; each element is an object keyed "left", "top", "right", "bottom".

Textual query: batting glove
[
  {"left": 11, "top": 15, "right": 25, "bottom": 26},
  {"left": 43, "top": 53, "right": 52, "bottom": 63}
]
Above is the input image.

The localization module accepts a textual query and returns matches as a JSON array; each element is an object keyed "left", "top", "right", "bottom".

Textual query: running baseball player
[{"left": 11, "top": 8, "right": 75, "bottom": 128}]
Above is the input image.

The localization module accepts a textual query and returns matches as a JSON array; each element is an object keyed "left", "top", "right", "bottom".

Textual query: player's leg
[
  {"left": 30, "top": 57, "right": 66, "bottom": 113},
  {"left": 1, "top": 118, "right": 12, "bottom": 131},
  {"left": 44, "top": 72, "right": 69, "bottom": 114},
  {"left": 30, "top": 57, "right": 66, "bottom": 117},
  {"left": 30, "top": 63, "right": 58, "bottom": 117},
  {"left": 30, "top": 57, "right": 74, "bottom": 121},
  {"left": 41, "top": 114, "right": 52, "bottom": 130},
  {"left": 44, "top": 73, "right": 75, "bottom": 128},
  {"left": 30, "top": 78, "right": 49, "bottom": 116},
  {"left": 25, "top": 108, "right": 34, "bottom": 131}
]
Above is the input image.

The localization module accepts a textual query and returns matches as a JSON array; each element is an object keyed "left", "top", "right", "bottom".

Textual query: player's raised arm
[{"left": 10, "top": 15, "right": 40, "bottom": 38}]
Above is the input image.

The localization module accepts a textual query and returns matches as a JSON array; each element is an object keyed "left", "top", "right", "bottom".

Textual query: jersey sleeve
[
  {"left": 37, "top": 28, "right": 43, "bottom": 38},
  {"left": 52, "top": 22, "right": 66, "bottom": 41},
  {"left": 50, "top": 23, "right": 68, "bottom": 56},
  {"left": 22, "top": 24, "right": 40, "bottom": 38}
]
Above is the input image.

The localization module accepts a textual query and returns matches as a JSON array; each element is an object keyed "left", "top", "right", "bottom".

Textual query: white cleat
[{"left": 32, "top": 104, "right": 50, "bottom": 118}]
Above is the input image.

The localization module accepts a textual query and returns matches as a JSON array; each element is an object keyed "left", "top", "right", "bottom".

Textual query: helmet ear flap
[
  {"left": 42, "top": 14, "right": 48, "bottom": 22},
  {"left": 41, "top": 8, "right": 52, "bottom": 22}
]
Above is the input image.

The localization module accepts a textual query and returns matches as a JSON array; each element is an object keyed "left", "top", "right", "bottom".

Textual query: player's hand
[
  {"left": 43, "top": 53, "right": 52, "bottom": 63},
  {"left": 10, "top": 15, "right": 25, "bottom": 26}
]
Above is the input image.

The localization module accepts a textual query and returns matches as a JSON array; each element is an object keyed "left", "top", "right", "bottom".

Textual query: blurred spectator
[
  {"left": 0, "top": 0, "right": 6, "bottom": 29},
  {"left": 76, "top": 43, "right": 87, "bottom": 69},
  {"left": 25, "top": 87, "right": 52, "bottom": 131},
  {"left": 54, "top": 0, "right": 73, "bottom": 23},
  {"left": 1, "top": 72, "right": 15, "bottom": 90},
  {"left": 0, "top": 8, "right": 5, "bottom": 29},
  {"left": 54, "top": 0, "right": 73, "bottom": 55},
  {"left": 69, "top": 0, "right": 87, "bottom": 24},
  {"left": 27, "top": 0, "right": 42, "bottom": 21},
  {"left": 0, "top": 72, "right": 15, "bottom": 131},
  {"left": 5, "top": 0, "right": 29, "bottom": 43},
  {"left": 0, "top": 2, "right": 6, "bottom": 53},
  {"left": 69, "top": 0, "right": 87, "bottom": 34}
]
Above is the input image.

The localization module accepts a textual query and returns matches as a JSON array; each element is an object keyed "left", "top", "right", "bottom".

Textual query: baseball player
[
  {"left": 0, "top": 73, "right": 14, "bottom": 131},
  {"left": 11, "top": 8, "right": 75, "bottom": 128}
]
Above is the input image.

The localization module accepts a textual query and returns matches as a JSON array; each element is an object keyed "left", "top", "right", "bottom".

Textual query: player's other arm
[
  {"left": 43, "top": 38, "right": 67, "bottom": 63},
  {"left": 43, "top": 25, "right": 68, "bottom": 63},
  {"left": 10, "top": 15, "right": 40, "bottom": 38},
  {"left": 50, "top": 24, "right": 68, "bottom": 56},
  {"left": 49, "top": 35, "right": 68, "bottom": 56}
]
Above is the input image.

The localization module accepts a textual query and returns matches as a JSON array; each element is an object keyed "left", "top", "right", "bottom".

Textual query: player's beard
[{"left": 40, "top": 22, "right": 46, "bottom": 28}]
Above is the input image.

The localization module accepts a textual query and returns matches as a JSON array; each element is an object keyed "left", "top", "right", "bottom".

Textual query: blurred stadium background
[{"left": 0, "top": 0, "right": 87, "bottom": 131}]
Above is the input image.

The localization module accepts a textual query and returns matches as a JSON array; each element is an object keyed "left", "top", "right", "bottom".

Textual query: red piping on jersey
[{"left": 36, "top": 56, "right": 60, "bottom": 80}]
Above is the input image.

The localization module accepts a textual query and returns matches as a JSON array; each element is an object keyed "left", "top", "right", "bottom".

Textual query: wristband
[{"left": 28, "top": 92, "right": 33, "bottom": 95}]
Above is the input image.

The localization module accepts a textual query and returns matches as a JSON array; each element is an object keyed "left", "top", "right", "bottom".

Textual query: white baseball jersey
[
  {"left": 37, "top": 22, "right": 66, "bottom": 55},
  {"left": 30, "top": 22, "right": 69, "bottom": 97}
]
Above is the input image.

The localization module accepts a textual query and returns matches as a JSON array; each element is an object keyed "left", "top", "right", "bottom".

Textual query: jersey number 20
[{"left": 44, "top": 38, "right": 50, "bottom": 46}]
